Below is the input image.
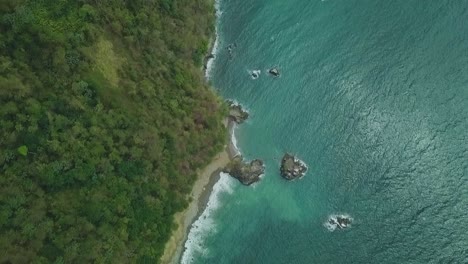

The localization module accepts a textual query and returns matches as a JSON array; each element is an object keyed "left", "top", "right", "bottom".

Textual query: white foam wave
[
  {"left": 204, "top": 34, "right": 219, "bottom": 80},
  {"left": 226, "top": 99, "right": 251, "bottom": 115},
  {"left": 181, "top": 173, "right": 235, "bottom": 264},
  {"left": 230, "top": 124, "right": 241, "bottom": 156},
  {"left": 249, "top": 69, "right": 261, "bottom": 79},
  {"left": 205, "top": 0, "right": 222, "bottom": 80},
  {"left": 324, "top": 219, "right": 337, "bottom": 232},
  {"left": 297, "top": 159, "right": 308, "bottom": 178}
]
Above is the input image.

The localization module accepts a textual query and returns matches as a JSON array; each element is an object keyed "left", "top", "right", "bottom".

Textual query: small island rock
[
  {"left": 268, "top": 68, "right": 280, "bottom": 77},
  {"left": 227, "top": 100, "right": 249, "bottom": 124},
  {"left": 326, "top": 214, "right": 352, "bottom": 231},
  {"left": 223, "top": 156, "right": 265, "bottom": 186},
  {"left": 280, "top": 153, "right": 307, "bottom": 180}
]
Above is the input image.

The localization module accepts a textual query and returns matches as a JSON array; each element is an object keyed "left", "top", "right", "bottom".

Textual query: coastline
[
  {"left": 160, "top": 119, "right": 238, "bottom": 264},
  {"left": 160, "top": 1, "right": 227, "bottom": 262},
  {"left": 160, "top": 143, "right": 231, "bottom": 264}
]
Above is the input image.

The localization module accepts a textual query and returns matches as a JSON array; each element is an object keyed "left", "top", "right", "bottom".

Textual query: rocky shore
[
  {"left": 223, "top": 156, "right": 265, "bottom": 186},
  {"left": 223, "top": 101, "right": 266, "bottom": 185},
  {"left": 227, "top": 100, "right": 249, "bottom": 124},
  {"left": 280, "top": 153, "right": 308, "bottom": 180},
  {"left": 162, "top": 100, "right": 257, "bottom": 263},
  {"left": 203, "top": 53, "right": 215, "bottom": 70}
]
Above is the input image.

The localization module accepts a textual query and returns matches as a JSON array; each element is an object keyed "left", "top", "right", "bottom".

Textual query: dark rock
[
  {"left": 268, "top": 68, "right": 280, "bottom": 77},
  {"left": 223, "top": 156, "right": 265, "bottom": 186},
  {"left": 227, "top": 100, "right": 249, "bottom": 124},
  {"left": 336, "top": 216, "right": 352, "bottom": 228},
  {"left": 280, "top": 153, "right": 307, "bottom": 180},
  {"left": 327, "top": 215, "right": 352, "bottom": 230},
  {"left": 203, "top": 54, "right": 215, "bottom": 70}
]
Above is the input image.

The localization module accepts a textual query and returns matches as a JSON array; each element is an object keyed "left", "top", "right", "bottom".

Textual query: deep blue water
[{"left": 183, "top": 0, "right": 468, "bottom": 263}]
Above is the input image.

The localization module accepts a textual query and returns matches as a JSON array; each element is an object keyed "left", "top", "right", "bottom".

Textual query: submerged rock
[
  {"left": 280, "top": 153, "right": 307, "bottom": 180},
  {"left": 227, "top": 100, "right": 249, "bottom": 124},
  {"left": 227, "top": 43, "right": 237, "bottom": 60},
  {"left": 268, "top": 68, "right": 280, "bottom": 77},
  {"left": 223, "top": 156, "right": 265, "bottom": 186},
  {"left": 251, "top": 70, "right": 261, "bottom": 79},
  {"left": 227, "top": 43, "right": 236, "bottom": 52}
]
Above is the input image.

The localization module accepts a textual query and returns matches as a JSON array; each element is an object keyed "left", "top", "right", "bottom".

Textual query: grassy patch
[{"left": 92, "top": 38, "right": 123, "bottom": 88}]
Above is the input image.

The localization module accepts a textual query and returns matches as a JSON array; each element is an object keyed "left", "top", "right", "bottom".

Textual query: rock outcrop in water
[
  {"left": 223, "top": 156, "right": 265, "bottom": 185},
  {"left": 268, "top": 68, "right": 280, "bottom": 77},
  {"left": 227, "top": 100, "right": 249, "bottom": 124},
  {"left": 280, "top": 153, "right": 307, "bottom": 180},
  {"left": 326, "top": 214, "right": 352, "bottom": 231}
]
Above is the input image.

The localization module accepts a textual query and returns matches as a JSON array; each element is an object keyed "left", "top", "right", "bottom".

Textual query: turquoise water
[{"left": 184, "top": 0, "right": 468, "bottom": 263}]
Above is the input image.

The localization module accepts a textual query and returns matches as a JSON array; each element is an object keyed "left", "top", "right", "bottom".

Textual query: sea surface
[{"left": 183, "top": 0, "right": 468, "bottom": 263}]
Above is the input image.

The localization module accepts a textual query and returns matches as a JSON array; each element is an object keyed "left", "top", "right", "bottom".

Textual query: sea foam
[
  {"left": 230, "top": 123, "right": 241, "bottom": 156},
  {"left": 181, "top": 173, "right": 236, "bottom": 263},
  {"left": 250, "top": 69, "right": 261, "bottom": 79},
  {"left": 204, "top": 0, "right": 222, "bottom": 80}
]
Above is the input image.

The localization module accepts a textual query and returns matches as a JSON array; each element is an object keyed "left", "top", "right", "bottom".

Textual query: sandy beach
[
  {"left": 159, "top": 120, "right": 248, "bottom": 263},
  {"left": 160, "top": 122, "right": 236, "bottom": 264}
]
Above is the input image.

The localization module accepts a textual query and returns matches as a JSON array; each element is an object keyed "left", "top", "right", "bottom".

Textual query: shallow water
[{"left": 183, "top": 0, "right": 468, "bottom": 263}]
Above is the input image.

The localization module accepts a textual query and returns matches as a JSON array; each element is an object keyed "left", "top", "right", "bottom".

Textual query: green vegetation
[{"left": 0, "top": 0, "right": 226, "bottom": 262}]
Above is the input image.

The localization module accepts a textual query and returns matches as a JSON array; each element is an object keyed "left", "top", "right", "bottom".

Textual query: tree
[
  {"left": 17, "top": 145, "right": 28, "bottom": 156},
  {"left": 0, "top": 0, "right": 225, "bottom": 262}
]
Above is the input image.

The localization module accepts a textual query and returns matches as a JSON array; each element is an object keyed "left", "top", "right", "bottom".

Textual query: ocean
[{"left": 183, "top": 0, "right": 468, "bottom": 263}]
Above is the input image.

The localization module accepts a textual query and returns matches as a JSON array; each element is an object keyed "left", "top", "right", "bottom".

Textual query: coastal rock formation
[
  {"left": 203, "top": 53, "right": 215, "bottom": 70},
  {"left": 280, "top": 153, "right": 307, "bottom": 180},
  {"left": 268, "top": 67, "right": 280, "bottom": 77},
  {"left": 325, "top": 214, "right": 353, "bottom": 231},
  {"left": 227, "top": 100, "right": 249, "bottom": 124},
  {"left": 223, "top": 156, "right": 265, "bottom": 186}
]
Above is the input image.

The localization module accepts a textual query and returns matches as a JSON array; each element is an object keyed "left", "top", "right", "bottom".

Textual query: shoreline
[
  {"left": 160, "top": 121, "right": 237, "bottom": 264},
  {"left": 159, "top": 146, "right": 230, "bottom": 264},
  {"left": 203, "top": 0, "right": 220, "bottom": 80},
  {"left": 160, "top": 1, "right": 227, "bottom": 262}
]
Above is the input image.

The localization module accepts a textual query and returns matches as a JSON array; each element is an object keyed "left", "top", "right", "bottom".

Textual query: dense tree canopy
[{"left": 0, "top": 0, "right": 226, "bottom": 262}]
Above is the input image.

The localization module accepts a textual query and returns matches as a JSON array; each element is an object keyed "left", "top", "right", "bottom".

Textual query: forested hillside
[{"left": 0, "top": 0, "right": 225, "bottom": 262}]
